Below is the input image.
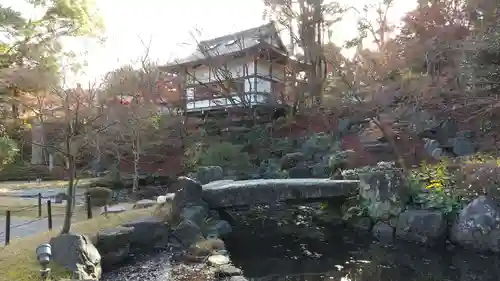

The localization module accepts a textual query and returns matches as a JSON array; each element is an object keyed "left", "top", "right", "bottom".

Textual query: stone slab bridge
[{"left": 201, "top": 179, "right": 360, "bottom": 208}]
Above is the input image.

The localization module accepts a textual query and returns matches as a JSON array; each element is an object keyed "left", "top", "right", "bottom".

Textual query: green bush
[
  {"left": 196, "top": 141, "right": 252, "bottom": 174},
  {"left": 85, "top": 187, "right": 112, "bottom": 207},
  {"left": 0, "top": 163, "right": 59, "bottom": 181},
  {"left": 0, "top": 136, "right": 19, "bottom": 170}
]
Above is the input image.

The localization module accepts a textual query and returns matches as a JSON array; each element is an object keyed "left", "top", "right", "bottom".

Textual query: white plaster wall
[
  {"left": 255, "top": 60, "right": 285, "bottom": 81},
  {"left": 187, "top": 58, "right": 254, "bottom": 84}
]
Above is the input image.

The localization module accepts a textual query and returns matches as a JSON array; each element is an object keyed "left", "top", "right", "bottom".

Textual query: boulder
[
  {"left": 359, "top": 171, "right": 407, "bottom": 220},
  {"left": 49, "top": 233, "right": 101, "bottom": 280},
  {"left": 451, "top": 196, "right": 500, "bottom": 252},
  {"left": 196, "top": 166, "right": 224, "bottom": 184},
  {"left": 133, "top": 199, "right": 156, "bottom": 209},
  {"left": 171, "top": 176, "right": 204, "bottom": 217},
  {"left": 280, "top": 152, "right": 305, "bottom": 170},
  {"left": 372, "top": 221, "right": 394, "bottom": 243},
  {"left": 205, "top": 220, "right": 233, "bottom": 238},
  {"left": 347, "top": 216, "right": 373, "bottom": 232},
  {"left": 180, "top": 205, "right": 209, "bottom": 226},
  {"left": 288, "top": 164, "right": 313, "bottom": 178},
  {"left": 172, "top": 219, "right": 204, "bottom": 246},
  {"left": 95, "top": 226, "right": 134, "bottom": 267},
  {"left": 396, "top": 210, "right": 447, "bottom": 245},
  {"left": 122, "top": 216, "right": 170, "bottom": 249}
]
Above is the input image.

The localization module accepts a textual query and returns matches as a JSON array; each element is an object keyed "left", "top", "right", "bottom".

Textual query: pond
[
  {"left": 224, "top": 227, "right": 500, "bottom": 281},
  {"left": 100, "top": 202, "right": 500, "bottom": 281}
]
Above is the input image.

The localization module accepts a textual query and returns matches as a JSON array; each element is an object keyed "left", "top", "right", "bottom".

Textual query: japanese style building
[{"left": 160, "top": 22, "right": 298, "bottom": 117}]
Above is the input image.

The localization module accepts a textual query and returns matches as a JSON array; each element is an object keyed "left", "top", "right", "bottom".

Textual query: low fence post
[
  {"left": 5, "top": 210, "right": 10, "bottom": 245},
  {"left": 38, "top": 193, "right": 42, "bottom": 218},
  {"left": 47, "top": 200, "right": 52, "bottom": 230},
  {"left": 86, "top": 194, "right": 92, "bottom": 219}
]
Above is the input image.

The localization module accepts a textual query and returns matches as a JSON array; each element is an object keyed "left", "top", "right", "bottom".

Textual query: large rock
[
  {"left": 451, "top": 196, "right": 500, "bottom": 252},
  {"left": 196, "top": 166, "right": 224, "bottom": 184},
  {"left": 122, "top": 216, "right": 170, "bottom": 249},
  {"left": 172, "top": 219, "right": 204, "bottom": 246},
  {"left": 359, "top": 171, "right": 407, "bottom": 220},
  {"left": 202, "top": 179, "right": 358, "bottom": 208},
  {"left": 372, "top": 221, "right": 394, "bottom": 243},
  {"left": 205, "top": 220, "right": 233, "bottom": 238},
  {"left": 288, "top": 164, "right": 313, "bottom": 178},
  {"left": 172, "top": 177, "right": 204, "bottom": 212},
  {"left": 280, "top": 152, "right": 305, "bottom": 170},
  {"left": 396, "top": 210, "right": 446, "bottom": 245},
  {"left": 180, "top": 205, "right": 209, "bottom": 226},
  {"left": 49, "top": 233, "right": 102, "bottom": 280},
  {"left": 95, "top": 226, "right": 134, "bottom": 267}
]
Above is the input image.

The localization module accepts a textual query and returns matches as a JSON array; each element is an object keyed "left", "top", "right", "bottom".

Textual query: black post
[
  {"left": 47, "top": 200, "right": 52, "bottom": 230},
  {"left": 5, "top": 211, "right": 10, "bottom": 245},
  {"left": 86, "top": 194, "right": 92, "bottom": 219},
  {"left": 38, "top": 193, "right": 42, "bottom": 218}
]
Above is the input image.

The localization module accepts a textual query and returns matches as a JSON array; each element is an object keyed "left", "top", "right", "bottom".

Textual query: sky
[{"left": 2, "top": 0, "right": 417, "bottom": 86}]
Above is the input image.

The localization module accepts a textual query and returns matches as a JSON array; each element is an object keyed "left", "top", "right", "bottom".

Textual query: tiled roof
[{"left": 169, "top": 22, "right": 286, "bottom": 66}]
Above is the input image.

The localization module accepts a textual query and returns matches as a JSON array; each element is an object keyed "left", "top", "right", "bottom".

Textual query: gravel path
[{"left": 0, "top": 216, "right": 65, "bottom": 243}]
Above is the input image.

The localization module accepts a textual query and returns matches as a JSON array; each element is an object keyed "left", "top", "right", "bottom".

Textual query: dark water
[
  {"left": 100, "top": 251, "right": 171, "bottom": 281},
  {"left": 225, "top": 228, "right": 500, "bottom": 281}
]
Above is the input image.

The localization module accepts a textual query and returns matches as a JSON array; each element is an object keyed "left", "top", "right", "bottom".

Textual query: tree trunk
[
  {"left": 132, "top": 134, "right": 140, "bottom": 192},
  {"left": 31, "top": 119, "right": 44, "bottom": 165},
  {"left": 61, "top": 136, "right": 75, "bottom": 234}
]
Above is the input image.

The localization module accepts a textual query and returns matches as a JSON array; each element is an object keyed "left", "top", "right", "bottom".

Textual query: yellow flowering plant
[{"left": 408, "top": 159, "right": 462, "bottom": 214}]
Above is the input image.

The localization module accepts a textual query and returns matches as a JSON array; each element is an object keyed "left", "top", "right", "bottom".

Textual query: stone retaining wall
[{"left": 342, "top": 171, "right": 500, "bottom": 254}]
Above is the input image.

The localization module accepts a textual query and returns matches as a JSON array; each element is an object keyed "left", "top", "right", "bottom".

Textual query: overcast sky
[{"left": 2, "top": 0, "right": 417, "bottom": 86}]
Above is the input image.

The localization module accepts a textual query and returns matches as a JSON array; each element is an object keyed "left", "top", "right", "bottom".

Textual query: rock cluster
[
  {"left": 342, "top": 170, "right": 500, "bottom": 254},
  {"left": 50, "top": 215, "right": 171, "bottom": 278},
  {"left": 168, "top": 176, "right": 248, "bottom": 281}
]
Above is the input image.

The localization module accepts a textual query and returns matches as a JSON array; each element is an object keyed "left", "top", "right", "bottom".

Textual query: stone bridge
[{"left": 201, "top": 178, "right": 360, "bottom": 208}]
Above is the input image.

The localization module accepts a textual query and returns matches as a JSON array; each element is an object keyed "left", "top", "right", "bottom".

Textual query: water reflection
[{"left": 225, "top": 229, "right": 500, "bottom": 281}]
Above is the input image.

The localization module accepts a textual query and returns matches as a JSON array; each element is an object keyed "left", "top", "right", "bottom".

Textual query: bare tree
[
  {"left": 101, "top": 39, "right": 173, "bottom": 192},
  {"left": 263, "top": 0, "right": 345, "bottom": 108},
  {"left": 31, "top": 79, "right": 111, "bottom": 233}
]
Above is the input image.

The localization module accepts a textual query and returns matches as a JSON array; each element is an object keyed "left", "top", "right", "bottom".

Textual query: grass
[
  {"left": 0, "top": 207, "right": 155, "bottom": 281},
  {"left": 0, "top": 178, "right": 99, "bottom": 191}
]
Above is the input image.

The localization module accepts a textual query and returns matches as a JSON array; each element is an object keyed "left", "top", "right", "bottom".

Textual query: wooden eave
[{"left": 160, "top": 42, "right": 290, "bottom": 73}]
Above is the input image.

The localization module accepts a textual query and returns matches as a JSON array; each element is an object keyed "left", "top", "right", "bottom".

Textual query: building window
[{"left": 186, "top": 88, "right": 194, "bottom": 101}]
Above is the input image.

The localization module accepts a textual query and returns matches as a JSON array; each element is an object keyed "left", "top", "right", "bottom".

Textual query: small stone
[
  {"left": 157, "top": 193, "right": 175, "bottom": 203},
  {"left": 211, "top": 249, "right": 228, "bottom": 255},
  {"left": 101, "top": 205, "right": 126, "bottom": 215},
  {"left": 208, "top": 254, "right": 230, "bottom": 266},
  {"left": 133, "top": 199, "right": 156, "bottom": 209},
  {"left": 215, "top": 264, "right": 243, "bottom": 277},
  {"left": 229, "top": 276, "right": 249, "bottom": 281}
]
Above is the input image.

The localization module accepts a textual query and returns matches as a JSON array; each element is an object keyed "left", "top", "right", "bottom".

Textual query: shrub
[
  {"left": 0, "top": 163, "right": 59, "bottom": 181},
  {"left": 193, "top": 141, "right": 253, "bottom": 175},
  {"left": 85, "top": 187, "right": 112, "bottom": 207},
  {"left": 407, "top": 159, "right": 462, "bottom": 214},
  {"left": 341, "top": 161, "right": 397, "bottom": 180},
  {"left": 0, "top": 136, "right": 19, "bottom": 170}
]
